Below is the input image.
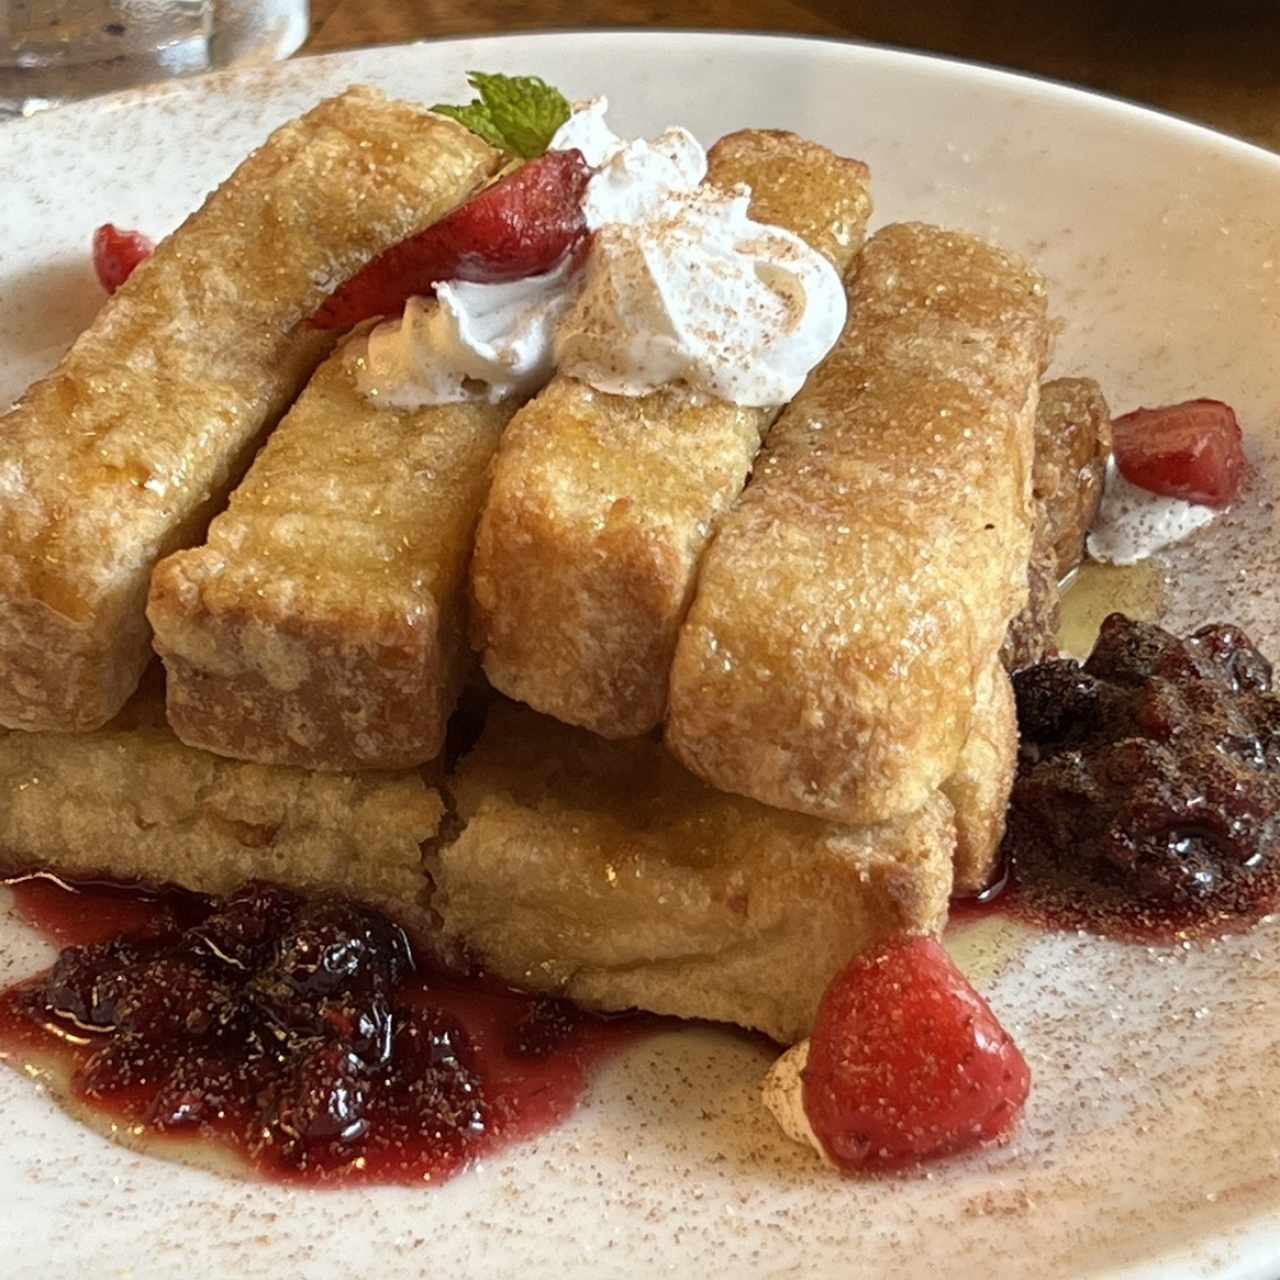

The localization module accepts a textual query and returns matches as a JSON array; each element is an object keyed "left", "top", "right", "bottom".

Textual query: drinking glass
[{"left": 0, "top": 0, "right": 309, "bottom": 119}]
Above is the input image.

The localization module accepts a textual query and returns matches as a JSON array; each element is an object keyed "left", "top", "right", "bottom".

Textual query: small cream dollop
[
  {"left": 553, "top": 97, "right": 706, "bottom": 228},
  {"left": 349, "top": 98, "right": 702, "bottom": 408},
  {"left": 761, "top": 1040, "right": 832, "bottom": 1164},
  {"left": 351, "top": 98, "right": 844, "bottom": 410},
  {"left": 351, "top": 252, "right": 581, "bottom": 406},
  {"left": 556, "top": 186, "right": 847, "bottom": 406},
  {"left": 1087, "top": 457, "right": 1218, "bottom": 565}
]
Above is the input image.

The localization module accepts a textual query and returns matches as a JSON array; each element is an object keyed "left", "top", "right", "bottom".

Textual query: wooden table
[{"left": 304, "top": 0, "right": 1280, "bottom": 152}]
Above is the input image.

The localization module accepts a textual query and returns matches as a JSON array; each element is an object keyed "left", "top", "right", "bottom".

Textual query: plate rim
[
  {"left": 2, "top": 29, "right": 1279, "bottom": 1280},
  {"left": 5, "top": 28, "right": 1278, "bottom": 179}
]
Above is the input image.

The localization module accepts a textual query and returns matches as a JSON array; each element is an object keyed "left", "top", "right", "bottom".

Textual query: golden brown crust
[
  {"left": 1000, "top": 521, "right": 1063, "bottom": 672},
  {"left": 0, "top": 87, "right": 498, "bottom": 734},
  {"left": 470, "top": 378, "right": 771, "bottom": 737},
  {"left": 0, "top": 685, "right": 444, "bottom": 932},
  {"left": 148, "top": 353, "right": 513, "bottom": 771},
  {"left": 430, "top": 699, "right": 954, "bottom": 1045},
  {"left": 1001, "top": 376, "right": 1113, "bottom": 671},
  {"left": 469, "top": 132, "right": 873, "bottom": 739},
  {"left": 1033, "top": 376, "right": 1112, "bottom": 579},
  {"left": 667, "top": 222, "right": 1050, "bottom": 825},
  {"left": 943, "top": 660, "right": 1018, "bottom": 894},
  {"left": 0, "top": 686, "right": 952, "bottom": 1043},
  {"left": 705, "top": 131, "right": 873, "bottom": 270}
]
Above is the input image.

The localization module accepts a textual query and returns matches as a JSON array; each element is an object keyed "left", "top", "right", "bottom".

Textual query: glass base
[{"left": 0, "top": 1, "right": 309, "bottom": 120}]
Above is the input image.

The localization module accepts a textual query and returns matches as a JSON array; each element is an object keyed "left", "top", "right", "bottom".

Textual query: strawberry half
[
  {"left": 93, "top": 224, "right": 155, "bottom": 294},
  {"left": 1112, "top": 399, "right": 1245, "bottom": 509},
  {"left": 802, "top": 935, "right": 1030, "bottom": 1172},
  {"left": 310, "top": 148, "right": 592, "bottom": 331}
]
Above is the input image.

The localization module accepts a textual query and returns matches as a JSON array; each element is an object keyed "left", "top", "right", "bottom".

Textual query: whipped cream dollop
[
  {"left": 556, "top": 185, "right": 846, "bottom": 405},
  {"left": 354, "top": 252, "right": 580, "bottom": 406},
  {"left": 1086, "top": 457, "right": 1218, "bottom": 565},
  {"left": 350, "top": 99, "right": 846, "bottom": 411},
  {"left": 552, "top": 97, "right": 706, "bottom": 227},
  {"left": 761, "top": 1040, "right": 831, "bottom": 1165}
]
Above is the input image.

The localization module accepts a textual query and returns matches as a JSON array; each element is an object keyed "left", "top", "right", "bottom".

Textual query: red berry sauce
[
  {"left": 0, "top": 870, "right": 649, "bottom": 1186},
  {"left": 953, "top": 617, "right": 1280, "bottom": 943},
  {"left": 952, "top": 614, "right": 1280, "bottom": 947}
]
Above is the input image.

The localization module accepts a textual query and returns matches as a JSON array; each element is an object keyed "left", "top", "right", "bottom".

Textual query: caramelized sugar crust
[
  {"left": 1032, "top": 376, "right": 1112, "bottom": 581},
  {"left": 432, "top": 699, "right": 953, "bottom": 1045},
  {"left": 0, "top": 87, "right": 498, "bottom": 734},
  {"left": 0, "top": 688, "right": 953, "bottom": 1046},
  {"left": 1001, "top": 376, "right": 1113, "bottom": 672},
  {"left": 469, "top": 131, "right": 872, "bottom": 739},
  {"left": 149, "top": 354, "right": 512, "bottom": 771},
  {"left": 0, "top": 683, "right": 443, "bottom": 930},
  {"left": 943, "top": 659, "right": 1017, "bottom": 894},
  {"left": 667, "top": 223, "right": 1050, "bottom": 825}
]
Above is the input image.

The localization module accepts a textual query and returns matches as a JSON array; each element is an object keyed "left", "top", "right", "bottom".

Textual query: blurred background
[
  {"left": 3, "top": 0, "right": 1275, "bottom": 147},
  {"left": 304, "top": 0, "right": 1280, "bottom": 151}
]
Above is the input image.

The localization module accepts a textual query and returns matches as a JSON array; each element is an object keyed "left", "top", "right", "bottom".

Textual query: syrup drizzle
[{"left": 949, "top": 851, "right": 1280, "bottom": 944}]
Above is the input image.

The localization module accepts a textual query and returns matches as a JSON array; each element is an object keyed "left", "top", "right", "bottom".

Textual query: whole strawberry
[{"left": 803, "top": 935, "right": 1030, "bottom": 1171}]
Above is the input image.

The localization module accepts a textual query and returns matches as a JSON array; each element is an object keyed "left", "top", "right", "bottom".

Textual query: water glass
[{"left": 0, "top": 0, "right": 309, "bottom": 119}]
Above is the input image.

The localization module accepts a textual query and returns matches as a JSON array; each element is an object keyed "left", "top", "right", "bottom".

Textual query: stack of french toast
[{"left": 0, "top": 87, "right": 1109, "bottom": 1048}]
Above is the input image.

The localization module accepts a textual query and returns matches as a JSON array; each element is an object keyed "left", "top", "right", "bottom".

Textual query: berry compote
[
  {"left": 994, "top": 612, "right": 1280, "bottom": 940},
  {"left": 0, "top": 872, "right": 647, "bottom": 1185}
]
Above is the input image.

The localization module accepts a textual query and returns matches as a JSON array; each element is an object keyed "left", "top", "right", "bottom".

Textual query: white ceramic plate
[{"left": 2, "top": 32, "right": 1279, "bottom": 1280}]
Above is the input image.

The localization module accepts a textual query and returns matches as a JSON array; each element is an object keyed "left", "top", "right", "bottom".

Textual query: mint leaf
[
  {"left": 468, "top": 72, "right": 570, "bottom": 160},
  {"left": 431, "top": 100, "right": 507, "bottom": 151},
  {"left": 432, "top": 72, "right": 571, "bottom": 160}
]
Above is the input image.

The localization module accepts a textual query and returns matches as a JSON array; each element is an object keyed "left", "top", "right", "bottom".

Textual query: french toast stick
[
  {"left": 942, "top": 659, "right": 1017, "bottom": 894},
  {"left": 1031, "top": 376, "right": 1112, "bottom": 580},
  {"left": 469, "top": 132, "right": 872, "bottom": 738},
  {"left": 1001, "top": 376, "right": 1113, "bottom": 671},
  {"left": 148, "top": 354, "right": 514, "bottom": 771},
  {"left": 0, "top": 685, "right": 952, "bottom": 1042},
  {"left": 667, "top": 223, "right": 1050, "bottom": 825},
  {"left": 0, "top": 88, "right": 498, "bottom": 733},
  {"left": 927, "top": 383, "right": 1112, "bottom": 887},
  {"left": 430, "top": 699, "right": 954, "bottom": 1045},
  {"left": 1000, "top": 517, "right": 1062, "bottom": 673},
  {"left": 0, "top": 679, "right": 444, "bottom": 933}
]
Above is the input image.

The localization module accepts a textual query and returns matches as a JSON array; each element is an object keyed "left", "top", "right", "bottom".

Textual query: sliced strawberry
[
  {"left": 802, "top": 935, "right": 1030, "bottom": 1172},
  {"left": 1112, "top": 399, "right": 1245, "bottom": 509},
  {"left": 93, "top": 223, "right": 155, "bottom": 294},
  {"left": 310, "top": 148, "right": 591, "bottom": 331}
]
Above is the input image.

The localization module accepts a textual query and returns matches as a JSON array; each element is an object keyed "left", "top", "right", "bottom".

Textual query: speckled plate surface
[{"left": 2, "top": 31, "right": 1279, "bottom": 1280}]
